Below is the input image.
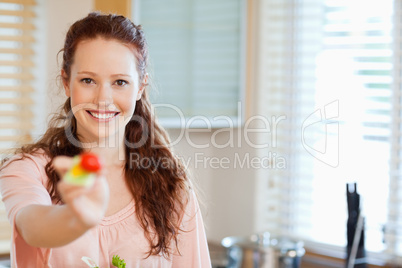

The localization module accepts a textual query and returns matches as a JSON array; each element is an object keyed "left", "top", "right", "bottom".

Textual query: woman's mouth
[{"left": 86, "top": 110, "right": 120, "bottom": 121}]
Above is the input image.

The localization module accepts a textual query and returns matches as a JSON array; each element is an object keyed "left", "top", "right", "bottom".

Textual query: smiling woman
[{"left": 0, "top": 12, "right": 211, "bottom": 268}]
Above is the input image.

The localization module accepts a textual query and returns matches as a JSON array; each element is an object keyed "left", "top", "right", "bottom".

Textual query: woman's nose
[{"left": 96, "top": 83, "right": 113, "bottom": 107}]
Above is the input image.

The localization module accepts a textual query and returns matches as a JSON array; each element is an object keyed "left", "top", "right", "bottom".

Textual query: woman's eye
[
  {"left": 115, "top": 80, "right": 128, "bottom": 86},
  {"left": 81, "top": 78, "right": 94, "bottom": 84}
]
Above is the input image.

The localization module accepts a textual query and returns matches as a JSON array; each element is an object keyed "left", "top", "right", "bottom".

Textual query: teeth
[{"left": 89, "top": 112, "right": 116, "bottom": 119}]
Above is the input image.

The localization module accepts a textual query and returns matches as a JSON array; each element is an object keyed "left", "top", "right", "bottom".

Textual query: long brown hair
[{"left": 14, "top": 12, "right": 190, "bottom": 258}]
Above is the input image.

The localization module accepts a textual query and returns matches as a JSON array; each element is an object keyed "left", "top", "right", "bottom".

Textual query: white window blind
[
  {"left": 0, "top": 0, "right": 36, "bottom": 154},
  {"left": 0, "top": 0, "right": 37, "bottom": 247},
  {"left": 136, "top": 0, "right": 245, "bottom": 126},
  {"left": 258, "top": 0, "right": 398, "bottom": 260}
]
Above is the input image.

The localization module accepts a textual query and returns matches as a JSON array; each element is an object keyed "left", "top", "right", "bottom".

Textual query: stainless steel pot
[{"left": 221, "top": 233, "right": 305, "bottom": 268}]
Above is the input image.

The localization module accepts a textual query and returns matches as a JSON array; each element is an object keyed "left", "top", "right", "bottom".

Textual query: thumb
[{"left": 52, "top": 156, "right": 74, "bottom": 178}]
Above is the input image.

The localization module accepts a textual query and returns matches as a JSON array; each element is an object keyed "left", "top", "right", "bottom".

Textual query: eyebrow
[{"left": 77, "top": 71, "right": 132, "bottom": 78}]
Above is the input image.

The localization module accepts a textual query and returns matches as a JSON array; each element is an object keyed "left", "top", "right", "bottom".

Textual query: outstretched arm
[{"left": 3, "top": 155, "right": 109, "bottom": 248}]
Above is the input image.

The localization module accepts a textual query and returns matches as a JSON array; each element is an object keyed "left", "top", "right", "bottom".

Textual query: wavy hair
[{"left": 12, "top": 12, "right": 190, "bottom": 258}]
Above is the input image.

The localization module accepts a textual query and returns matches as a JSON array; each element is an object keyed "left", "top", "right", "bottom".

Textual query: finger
[
  {"left": 58, "top": 181, "right": 91, "bottom": 203},
  {"left": 92, "top": 176, "right": 110, "bottom": 203},
  {"left": 58, "top": 181, "right": 90, "bottom": 195},
  {"left": 52, "top": 156, "right": 74, "bottom": 178}
]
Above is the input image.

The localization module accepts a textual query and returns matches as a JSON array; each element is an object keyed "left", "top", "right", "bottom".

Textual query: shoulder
[
  {"left": 0, "top": 149, "right": 51, "bottom": 183},
  {"left": 2, "top": 148, "right": 49, "bottom": 167},
  {"left": 180, "top": 187, "right": 203, "bottom": 224}
]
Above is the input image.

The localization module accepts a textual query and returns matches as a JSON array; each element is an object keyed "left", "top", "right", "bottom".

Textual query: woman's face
[{"left": 62, "top": 37, "right": 144, "bottom": 144}]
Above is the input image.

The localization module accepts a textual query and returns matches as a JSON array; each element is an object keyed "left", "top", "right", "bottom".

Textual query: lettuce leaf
[{"left": 112, "top": 255, "right": 126, "bottom": 268}]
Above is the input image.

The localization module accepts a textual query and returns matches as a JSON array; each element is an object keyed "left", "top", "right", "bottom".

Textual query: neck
[
  {"left": 87, "top": 146, "right": 125, "bottom": 165},
  {"left": 83, "top": 134, "right": 126, "bottom": 166}
]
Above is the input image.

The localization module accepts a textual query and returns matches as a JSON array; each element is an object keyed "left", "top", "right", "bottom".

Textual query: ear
[
  {"left": 61, "top": 69, "right": 70, "bottom": 97},
  {"left": 136, "top": 73, "right": 148, "bottom": 101}
]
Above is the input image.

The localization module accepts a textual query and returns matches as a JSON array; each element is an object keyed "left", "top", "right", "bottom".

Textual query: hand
[{"left": 53, "top": 155, "right": 110, "bottom": 229}]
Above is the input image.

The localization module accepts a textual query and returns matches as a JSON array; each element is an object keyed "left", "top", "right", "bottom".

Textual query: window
[
  {"left": 0, "top": 0, "right": 39, "bottom": 250},
  {"left": 0, "top": 0, "right": 37, "bottom": 154},
  {"left": 257, "top": 0, "right": 399, "bottom": 261},
  {"left": 134, "top": 0, "right": 245, "bottom": 127}
]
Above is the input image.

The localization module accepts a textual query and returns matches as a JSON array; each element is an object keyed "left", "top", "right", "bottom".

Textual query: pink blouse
[{"left": 0, "top": 153, "right": 211, "bottom": 268}]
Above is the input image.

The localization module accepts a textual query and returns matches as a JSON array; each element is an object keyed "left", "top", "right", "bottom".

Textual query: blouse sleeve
[
  {"left": 172, "top": 190, "right": 211, "bottom": 268},
  {"left": 0, "top": 154, "right": 52, "bottom": 223},
  {"left": 0, "top": 153, "right": 53, "bottom": 267}
]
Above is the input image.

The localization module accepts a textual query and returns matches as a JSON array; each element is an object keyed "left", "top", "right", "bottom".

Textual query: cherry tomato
[{"left": 80, "top": 153, "right": 102, "bottom": 172}]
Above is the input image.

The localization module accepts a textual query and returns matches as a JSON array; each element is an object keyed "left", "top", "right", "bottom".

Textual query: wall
[
  {"left": 45, "top": 0, "right": 94, "bottom": 117},
  {"left": 167, "top": 127, "right": 260, "bottom": 243}
]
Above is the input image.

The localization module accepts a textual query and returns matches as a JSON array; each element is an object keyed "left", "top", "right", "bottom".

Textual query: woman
[{"left": 0, "top": 12, "right": 211, "bottom": 268}]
